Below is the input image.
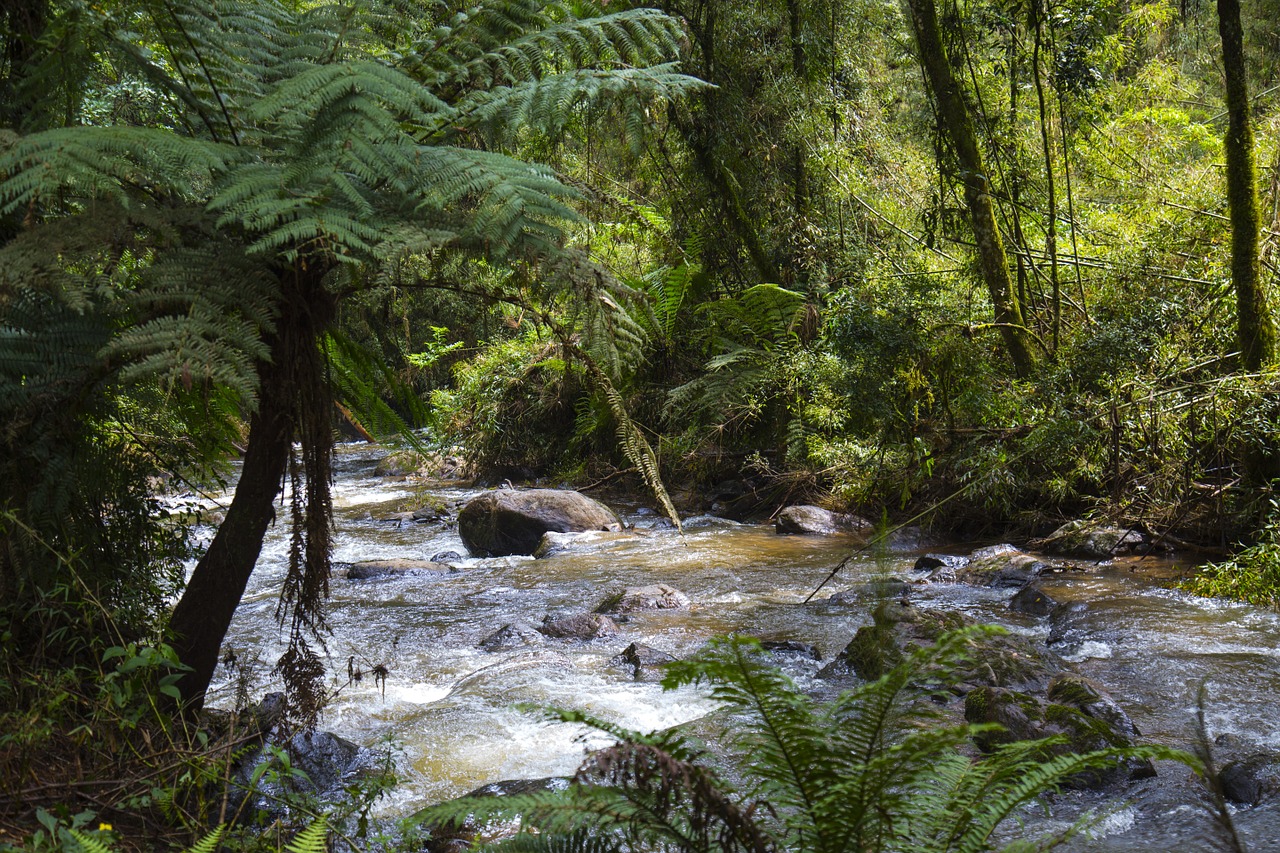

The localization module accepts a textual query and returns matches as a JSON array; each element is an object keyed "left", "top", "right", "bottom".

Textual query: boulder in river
[
  {"left": 937, "top": 543, "right": 1053, "bottom": 589},
  {"left": 775, "top": 505, "right": 872, "bottom": 536},
  {"left": 538, "top": 612, "right": 621, "bottom": 641},
  {"left": 345, "top": 559, "right": 446, "bottom": 580},
  {"left": 965, "top": 678, "right": 1155, "bottom": 789},
  {"left": 597, "top": 584, "right": 690, "bottom": 614},
  {"left": 1218, "top": 753, "right": 1280, "bottom": 805},
  {"left": 458, "top": 489, "right": 622, "bottom": 556},
  {"left": 820, "top": 603, "right": 1061, "bottom": 692},
  {"left": 1041, "top": 519, "right": 1148, "bottom": 560}
]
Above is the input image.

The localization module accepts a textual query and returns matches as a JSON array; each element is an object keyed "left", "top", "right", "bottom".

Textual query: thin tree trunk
[
  {"left": 1032, "top": 3, "right": 1061, "bottom": 354},
  {"left": 906, "top": 0, "right": 1037, "bottom": 376},
  {"left": 1218, "top": 0, "right": 1273, "bottom": 371}
]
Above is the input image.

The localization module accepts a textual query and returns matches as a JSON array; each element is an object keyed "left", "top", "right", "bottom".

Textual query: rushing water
[{"left": 195, "top": 444, "right": 1280, "bottom": 850}]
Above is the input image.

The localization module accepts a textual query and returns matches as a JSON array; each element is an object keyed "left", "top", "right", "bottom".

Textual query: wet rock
[
  {"left": 533, "top": 529, "right": 631, "bottom": 559},
  {"left": 416, "top": 777, "right": 572, "bottom": 852},
  {"left": 598, "top": 584, "right": 691, "bottom": 614},
  {"left": 1047, "top": 601, "right": 1094, "bottom": 650},
  {"left": 411, "top": 503, "right": 450, "bottom": 523},
  {"left": 376, "top": 450, "right": 470, "bottom": 481},
  {"left": 459, "top": 489, "right": 622, "bottom": 557},
  {"left": 345, "top": 559, "right": 443, "bottom": 580},
  {"left": 1042, "top": 519, "right": 1148, "bottom": 560},
  {"left": 820, "top": 604, "right": 1061, "bottom": 692},
  {"left": 478, "top": 622, "right": 546, "bottom": 652},
  {"left": 539, "top": 613, "right": 620, "bottom": 641},
  {"left": 828, "top": 578, "right": 910, "bottom": 603},
  {"left": 610, "top": 642, "right": 677, "bottom": 678},
  {"left": 760, "top": 640, "right": 823, "bottom": 660},
  {"left": 775, "top": 505, "right": 872, "bottom": 536},
  {"left": 1009, "top": 584, "right": 1060, "bottom": 617},
  {"left": 431, "top": 550, "right": 463, "bottom": 564},
  {"left": 942, "top": 544, "right": 1051, "bottom": 589},
  {"left": 1219, "top": 755, "right": 1280, "bottom": 805},
  {"left": 229, "top": 729, "right": 384, "bottom": 822},
  {"left": 913, "top": 553, "right": 970, "bottom": 575},
  {"left": 964, "top": 685, "right": 1153, "bottom": 788}
]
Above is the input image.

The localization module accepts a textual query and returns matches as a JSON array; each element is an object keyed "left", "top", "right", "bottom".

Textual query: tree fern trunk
[
  {"left": 169, "top": 323, "right": 297, "bottom": 709},
  {"left": 169, "top": 268, "right": 334, "bottom": 710}
]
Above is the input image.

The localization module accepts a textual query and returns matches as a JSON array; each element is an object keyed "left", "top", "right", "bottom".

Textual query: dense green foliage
[{"left": 3, "top": 0, "right": 1280, "bottom": 845}]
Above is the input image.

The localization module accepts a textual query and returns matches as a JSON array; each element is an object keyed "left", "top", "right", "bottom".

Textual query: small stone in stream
[
  {"left": 597, "top": 584, "right": 690, "bottom": 614},
  {"left": 538, "top": 613, "right": 620, "bottom": 641},
  {"left": 1009, "top": 584, "right": 1060, "bottom": 617},
  {"left": 760, "top": 640, "right": 822, "bottom": 660},
  {"left": 478, "top": 622, "right": 545, "bottom": 651},
  {"left": 913, "top": 553, "right": 970, "bottom": 573},
  {"left": 431, "top": 550, "right": 462, "bottom": 563},
  {"left": 610, "top": 642, "right": 677, "bottom": 679}
]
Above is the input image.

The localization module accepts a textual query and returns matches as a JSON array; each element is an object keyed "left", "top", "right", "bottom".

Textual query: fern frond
[
  {"left": 574, "top": 355, "right": 681, "bottom": 532},
  {"left": 0, "top": 127, "right": 239, "bottom": 213},
  {"left": 183, "top": 825, "right": 226, "bottom": 853},
  {"left": 284, "top": 816, "right": 329, "bottom": 853}
]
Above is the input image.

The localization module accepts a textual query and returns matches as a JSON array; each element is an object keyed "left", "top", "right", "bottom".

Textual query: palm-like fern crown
[{"left": 0, "top": 0, "right": 699, "bottom": 392}]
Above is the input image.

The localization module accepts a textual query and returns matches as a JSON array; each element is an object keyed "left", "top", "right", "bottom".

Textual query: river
[{"left": 196, "top": 444, "right": 1280, "bottom": 850}]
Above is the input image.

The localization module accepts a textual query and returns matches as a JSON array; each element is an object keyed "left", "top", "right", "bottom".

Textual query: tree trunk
[
  {"left": 168, "top": 268, "right": 333, "bottom": 709},
  {"left": 906, "top": 0, "right": 1037, "bottom": 377},
  {"left": 1218, "top": 0, "right": 1273, "bottom": 372},
  {"left": 168, "top": 326, "right": 296, "bottom": 709}
]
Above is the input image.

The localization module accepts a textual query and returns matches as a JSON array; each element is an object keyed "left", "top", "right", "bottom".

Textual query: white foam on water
[{"left": 1059, "top": 640, "right": 1113, "bottom": 662}]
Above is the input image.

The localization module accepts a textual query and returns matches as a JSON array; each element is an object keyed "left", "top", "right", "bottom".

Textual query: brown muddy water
[{"left": 191, "top": 445, "right": 1280, "bottom": 851}]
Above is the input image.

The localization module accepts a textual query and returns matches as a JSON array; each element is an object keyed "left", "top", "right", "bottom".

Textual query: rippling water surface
[{"left": 195, "top": 445, "right": 1280, "bottom": 849}]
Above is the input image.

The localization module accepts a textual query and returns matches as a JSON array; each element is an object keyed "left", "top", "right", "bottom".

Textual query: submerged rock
[
  {"left": 1042, "top": 519, "right": 1149, "bottom": 560},
  {"left": 610, "top": 642, "right": 677, "bottom": 679},
  {"left": 760, "top": 640, "right": 823, "bottom": 660},
  {"left": 539, "top": 613, "right": 620, "bottom": 641},
  {"left": 828, "top": 578, "right": 910, "bottom": 603},
  {"left": 775, "top": 505, "right": 872, "bottom": 536},
  {"left": 597, "top": 584, "right": 691, "bottom": 614},
  {"left": 458, "top": 489, "right": 621, "bottom": 556},
  {"left": 1009, "top": 583, "right": 1061, "bottom": 617},
  {"left": 478, "top": 622, "right": 546, "bottom": 651}
]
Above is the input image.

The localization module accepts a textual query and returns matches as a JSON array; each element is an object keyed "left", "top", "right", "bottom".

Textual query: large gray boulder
[
  {"left": 775, "top": 505, "right": 871, "bottom": 536},
  {"left": 458, "top": 489, "right": 621, "bottom": 556}
]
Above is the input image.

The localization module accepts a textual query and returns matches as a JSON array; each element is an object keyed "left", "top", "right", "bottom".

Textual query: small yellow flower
[{"left": 98, "top": 823, "right": 113, "bottom": 832}]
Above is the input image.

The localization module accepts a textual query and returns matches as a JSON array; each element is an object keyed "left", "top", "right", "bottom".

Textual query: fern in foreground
[{"left": 417, "top": 628, "right": 1185, "bottom": 853}]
